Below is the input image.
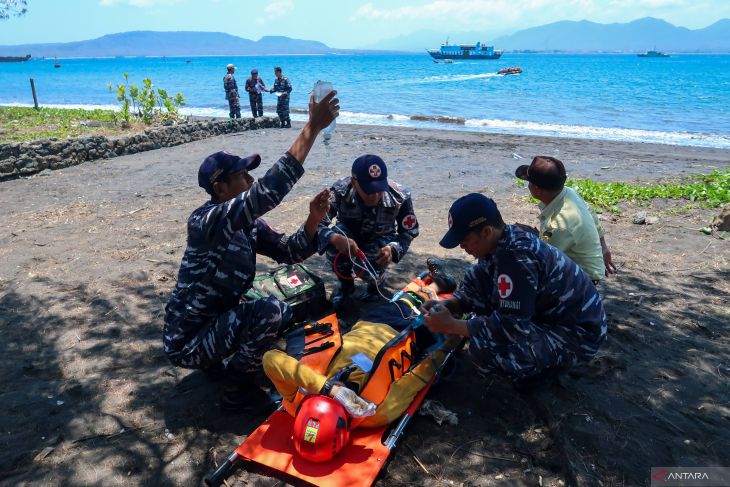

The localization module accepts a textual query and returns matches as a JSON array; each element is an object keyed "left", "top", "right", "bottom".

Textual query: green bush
[
  {"left": 517, "top": 170, "right": 730, "bottom": 213},
  {"left": 108, "top": 74, "right": 186, "bottom": 125}
]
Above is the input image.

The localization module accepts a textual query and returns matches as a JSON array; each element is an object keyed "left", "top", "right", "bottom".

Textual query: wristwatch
[{"left": 320, "top": 379, "right": 334, "bottom": 396}]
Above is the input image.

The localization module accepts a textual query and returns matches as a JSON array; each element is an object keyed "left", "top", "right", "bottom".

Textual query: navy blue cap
[
  {"left": 351, "top": 155, "right": 388, "bottom": 194},
  {"left": 440, "top": 193, "right": 502, "bottom": 249},
  {"left": 198, "top": 151, "right": 261, "bottom": 194}
]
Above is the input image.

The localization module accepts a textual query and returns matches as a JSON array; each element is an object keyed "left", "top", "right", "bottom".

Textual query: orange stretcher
[{"left": 205, "top": 272, "right": 460, "bottom": 487}]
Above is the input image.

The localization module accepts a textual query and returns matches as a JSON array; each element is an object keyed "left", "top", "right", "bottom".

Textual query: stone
[
  {"left": 0, "top": 157, "right": 16, "bottom": 174},
  {"left": 632, "top": 211, "right": 647, "bottom": 224},
  {"left": 712, "top": 205, "right": 730, "bottom": 231},
  {"left": 16, "top": 158, "right": 38, "bottom": 174},
  {"left": 645, "top": 216, "right": 660, "bottom": 225}
]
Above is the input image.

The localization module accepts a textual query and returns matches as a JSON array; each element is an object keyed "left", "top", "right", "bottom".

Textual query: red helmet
[{"left": 293, "top": 395, "right": 351, "bottom": 463}]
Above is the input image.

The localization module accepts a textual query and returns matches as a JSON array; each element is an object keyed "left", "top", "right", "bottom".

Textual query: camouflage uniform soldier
[
  {"left": 422, "top": 193, "right": 607, "bottom": 392},
  {"left": 245, "top": 68, "right": 266, "bottom": 118},
  {"left": 223, "top": 64, "right": 241, "bottom": 119},
  {"left": 270, "top": 66, "right": 292, "bottom": 128},
  {"left": 317, "top": 155, "right": 419, "bottom": 307},
  {"left": 163, "top": 91, "right": 340, "bottom": 413}
]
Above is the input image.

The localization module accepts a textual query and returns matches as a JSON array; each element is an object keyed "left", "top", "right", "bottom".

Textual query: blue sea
[{"left": 2, "top": 53, "right": 730, "bottom": 148}]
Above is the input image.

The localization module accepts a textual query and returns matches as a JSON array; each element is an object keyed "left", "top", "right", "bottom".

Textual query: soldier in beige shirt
[{"left": 515, "top": 156, "right": 616, "bottom": 282}]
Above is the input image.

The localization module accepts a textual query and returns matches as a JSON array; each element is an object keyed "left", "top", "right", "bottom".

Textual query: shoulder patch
[{"left": 496, "top": 274, "right": 514, "bottom": 299}]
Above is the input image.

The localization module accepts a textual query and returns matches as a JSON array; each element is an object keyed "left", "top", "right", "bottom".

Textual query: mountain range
[
  {"left": 0, "top": 31, "right": 341, "bottom": 57},
  {"left": 1, "top": 17, "right": 729, "bottom": 58},
  {"left": 365, "top": 17, "right": 730, "bottom": 52}
]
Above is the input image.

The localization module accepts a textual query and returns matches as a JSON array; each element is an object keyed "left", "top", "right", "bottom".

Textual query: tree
[{"left": 0, "top": 0, "right": 27, "bottom": 20}]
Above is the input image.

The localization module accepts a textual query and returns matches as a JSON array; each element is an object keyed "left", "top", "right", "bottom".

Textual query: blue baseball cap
[
  {"left": 198, "top": 151, "right": 261, "bottom": 195},
  {"left": 351, "top": 154, "right": 388, "bottom": 194},
  {"left": 439, "top": 193, "right": 502, "bottom": 249}
]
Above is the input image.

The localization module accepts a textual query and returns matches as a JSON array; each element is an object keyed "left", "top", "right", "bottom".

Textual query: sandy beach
[{"left": 1, "top": 122, "right": 728, "bottom": 486}]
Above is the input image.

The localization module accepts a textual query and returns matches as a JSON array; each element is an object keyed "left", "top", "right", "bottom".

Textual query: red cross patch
[
  {"left": 497, "top": 274, "right": 513, "bottom": 298},
  {"left": 447, "top": 212, "right": 453, "bottom": 228},
  {"left": 287, "top": 275, "right": 302, "bottom": 287},
  {"left": 368, "top": 164, "right": 382, "bottom": 178},
  {"left": 402, "top": 214, "right": 417, "bottom": 230}
]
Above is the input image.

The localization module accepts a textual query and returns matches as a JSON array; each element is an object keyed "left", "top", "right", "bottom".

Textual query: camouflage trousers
[
  {"left": 249, "top": 93, "right": 263, "bottom": 117},
  {"left": 325, "top": 223, "right": 393, "bottom": 286},
  {"left": 227, "top": 94, "right": 241, "bottom": 119},
  {"left": 166, "top": 296, "right": 292, "bottom": 379},
  {"left": 276, "top": 96, "right": 290, "bottom": 124},
  {"left": 468, "top": 317, "right": 600, "bottom": 379}
]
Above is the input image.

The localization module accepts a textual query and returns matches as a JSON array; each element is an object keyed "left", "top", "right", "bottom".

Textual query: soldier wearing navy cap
[
  {"left": 163, "top": 91, "right": 340, "bottom": 413},
  {"left": 317, "top": 155, "right": 420, "bottom": 307},
  {"left": 223, "top": 64, "right": 241, "bottom": 119},
  {"left": 245, "top": 69, "right": 267, "bottom": 118},
  {"left": 421, "top": 193, "right": 607, "bottom": 392}
]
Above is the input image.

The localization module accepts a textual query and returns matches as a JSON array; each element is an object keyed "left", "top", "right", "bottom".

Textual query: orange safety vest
[{"left": 292, "top": 314, "right": 424, "bottom": 409}]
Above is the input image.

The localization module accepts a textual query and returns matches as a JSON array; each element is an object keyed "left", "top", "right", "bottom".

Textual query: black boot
[
  {"left": 221, "top": 374, "right": 279, "bottom": 414},
  {"left": 426, "top": 258, "right": 457, "bottom": 293},
  {"left": 201, "top": 361, "right": 227, "bottom": 382},
  {"left": 331, "top": 279, "right": 355, "bottom": 310},
  {"left": 362, "top": 280, "right": 385, "bottom": 302},
  {"left": 284, "top": 119, "right": 292, "bottom": 128},
  {"left": 512, "top": 367, "right": 568, "bottom": 395}
]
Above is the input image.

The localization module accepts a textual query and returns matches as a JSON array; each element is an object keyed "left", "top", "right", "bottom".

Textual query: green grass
[
  {"left": 517, "top": 170, "right": 730, "bottom": 213},
  {"left": 0, "top": 106, "right": 119, "bottom": 143}
]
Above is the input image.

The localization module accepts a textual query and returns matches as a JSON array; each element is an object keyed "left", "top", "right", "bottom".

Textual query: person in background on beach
[
  {"left": 421, "top": 193, "right": 607, "bottom": 393},
  {"left": 317, "top": 155, "right": 420, "bottom": 308},
  {"left": 515, "top": 156, "right": 616, "bottom": 282},
  {"left": 270, "top": 66, "right": 292, "bottom": 128},
  {"left": 245, "top": 69, "right": 267, "bottom": 118},
  {"left": 162, "top": 91, "right": 340, "bottom": 414},
  {"left": 223, "top": 63, "right": 241, "bottom": 119}
]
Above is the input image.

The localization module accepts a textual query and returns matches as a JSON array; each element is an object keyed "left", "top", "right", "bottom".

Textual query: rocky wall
[{"left": 0, "top": 116, "right": 279, "bottom": 179}]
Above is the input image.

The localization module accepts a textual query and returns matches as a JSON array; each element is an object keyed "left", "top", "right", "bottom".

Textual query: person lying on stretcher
[{"left": 262, "top": 258, "right": 459, "bottom": 428}]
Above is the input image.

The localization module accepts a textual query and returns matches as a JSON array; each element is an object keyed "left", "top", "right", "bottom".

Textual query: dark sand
[{"left": 1, "top": 122, "right": 728, "bottom": 486}]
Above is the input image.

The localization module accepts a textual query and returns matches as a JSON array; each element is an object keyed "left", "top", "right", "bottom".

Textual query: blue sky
[{"left": 1, "top": 0, "right": 729, "bottom": 47}]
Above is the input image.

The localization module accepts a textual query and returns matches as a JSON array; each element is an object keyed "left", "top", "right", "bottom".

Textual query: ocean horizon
[{"left": 2, "top": 53, "right": 730, "bottom": 149}]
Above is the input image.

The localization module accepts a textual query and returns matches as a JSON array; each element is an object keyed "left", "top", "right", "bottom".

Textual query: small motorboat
[{"left": 497, "top": 66, "right": 522, "bottom": 75}]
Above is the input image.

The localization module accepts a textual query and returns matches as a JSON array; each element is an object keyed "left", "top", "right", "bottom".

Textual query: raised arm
[{"left": 287, "top": 91, "right": 339, "bottom": 164}]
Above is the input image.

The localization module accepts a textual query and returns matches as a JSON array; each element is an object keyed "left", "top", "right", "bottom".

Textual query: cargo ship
[
  {"left": 427, "top": 41, "right": 502, "bottom": 60},
  {"left": 0, "top": 54, "right": 31, "bottom": 62}
]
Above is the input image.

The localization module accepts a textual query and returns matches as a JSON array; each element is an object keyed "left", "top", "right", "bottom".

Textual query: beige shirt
[{"left": 538, "top": 187, "right": 605, "bottom": 281}]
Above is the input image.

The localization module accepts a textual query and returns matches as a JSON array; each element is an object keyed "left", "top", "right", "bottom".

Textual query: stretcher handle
[
  {"left": 384, "top": 338, "right": 467, "bottom": 451},
  {"left": 204, "top": 452, "right": 241, "bottom": 487}
]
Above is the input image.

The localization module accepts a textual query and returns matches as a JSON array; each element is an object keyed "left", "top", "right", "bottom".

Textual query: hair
[
  {"left": 274, "top": 66, "right": 282, "bottom": 73},
  {"left": 533, "top": 155, "right": 562, "bottom": 166},
  {"left": 531, "top": 155, "right": 566, "bottom": 191}
]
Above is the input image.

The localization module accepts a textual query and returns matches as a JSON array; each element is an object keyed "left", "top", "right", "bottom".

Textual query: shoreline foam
[{"left": 3, "top": 101, "right": 730, "bottom": 149}]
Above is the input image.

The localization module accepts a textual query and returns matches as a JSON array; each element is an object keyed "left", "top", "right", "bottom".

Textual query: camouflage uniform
[
  {"left": 454, "top": 225, "right": 607, "bottom": 379},
  {"left": 271, "top": 75, "right": 293, "bottom": 127},
  {"left": 163, "top": 153, "right": 317, "bottom": 379},
  {"left": 223, "top": 73, "right": 241, "bottom": 119},
  {"left": 317, "top": 177, "right": 419, "bottom": 284},
  {"left": 245, "top": 77, "right": 266, "bottom": 118}
]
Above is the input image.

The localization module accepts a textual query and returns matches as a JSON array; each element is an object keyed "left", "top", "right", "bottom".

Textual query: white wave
[
  {"left": 4, "top": 102, "right": 728, "bottom": 149},
  {"left": 416, "top": 73, "right": 500, "bottom": 83},
  {"left": 464, "top": 117, "right": 730, "bottom": 148}
]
